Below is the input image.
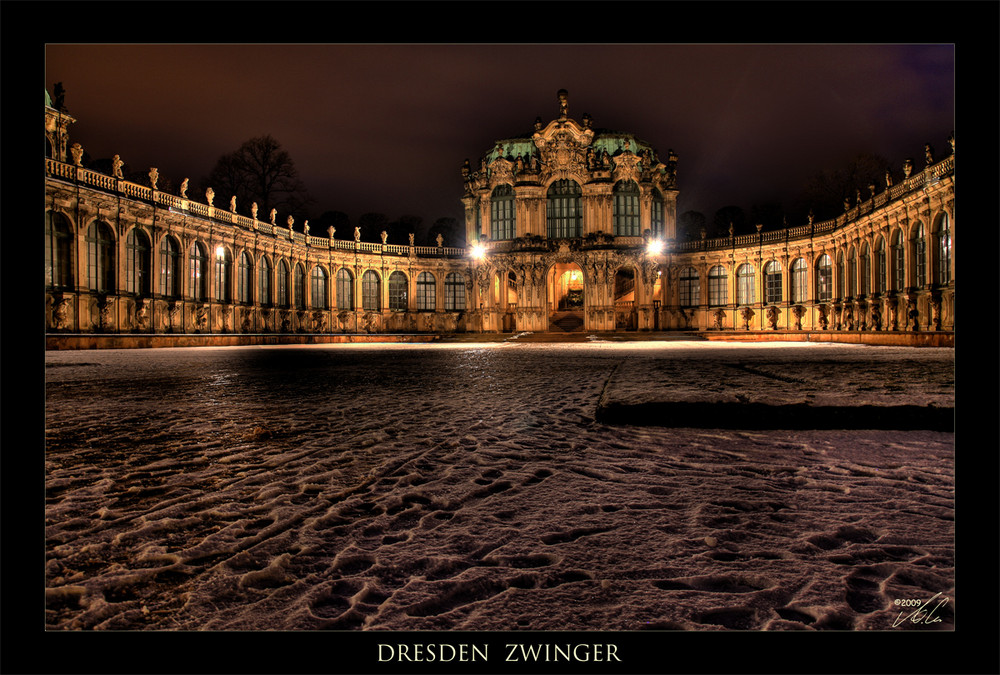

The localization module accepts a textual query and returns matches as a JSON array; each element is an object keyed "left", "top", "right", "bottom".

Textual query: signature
[{"left": 892, "top": 592, "right": 950, "bottom": 627}]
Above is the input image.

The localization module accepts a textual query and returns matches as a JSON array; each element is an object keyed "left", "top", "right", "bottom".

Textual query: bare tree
[{"left": 203, "top": 135, "right": 313, "bottom": 222}]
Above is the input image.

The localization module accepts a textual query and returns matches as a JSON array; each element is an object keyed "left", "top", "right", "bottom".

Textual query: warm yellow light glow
[
  {"left": 646, "top": 239, "right": 665, "bottom": 256},
  {"left": 215, "top": 245, "right": 226, "bottom": 258},
  {"left": 470, "top": 243, "right": 487, "bottom": 260}
]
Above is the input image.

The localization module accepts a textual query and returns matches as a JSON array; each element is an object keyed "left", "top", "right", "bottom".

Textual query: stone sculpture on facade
[
  {"left": 206, "top": 188, "right": 215, "bottom": 207},
  {"left": 740, "top": 306, "right": 755, "bottom": 330},
  {"left": 112, "top": 155, "right": 124, "bottom": 179},
  {"left": 148, "top": 168, "right": 158, "bottom": 190},
  {"left": 766, "top": 305, "right": 780, "bottom": 330},
  {"left": 180, "top": 178, "right": 189, "bottom": 198},
  {"left": 70, "top": 143, "right": 83, "bottom": 167}
]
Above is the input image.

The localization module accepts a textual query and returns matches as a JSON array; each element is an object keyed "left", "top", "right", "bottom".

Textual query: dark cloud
[{"left": 46, "top": 44, "right": 954, "bottom": 228}]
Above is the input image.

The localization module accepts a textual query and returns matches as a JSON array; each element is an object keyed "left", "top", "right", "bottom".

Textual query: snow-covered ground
[{"left": 44, "top": 341, "right": 955, "bottom": 632}]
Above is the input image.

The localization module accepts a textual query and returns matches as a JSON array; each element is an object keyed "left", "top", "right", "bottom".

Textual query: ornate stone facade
[{"left": 45, "top": 90, "right": 954, "bottom": 341}]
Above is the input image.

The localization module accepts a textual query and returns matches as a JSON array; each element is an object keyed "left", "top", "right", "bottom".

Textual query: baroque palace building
[{"left": 45, "top": 89, "right": 954, "bottom": 344}]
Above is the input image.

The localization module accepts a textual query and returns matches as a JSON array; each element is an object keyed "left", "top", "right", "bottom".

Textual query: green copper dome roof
[{"left": 482, "top": 127, "right": 658, "bottom": 164}]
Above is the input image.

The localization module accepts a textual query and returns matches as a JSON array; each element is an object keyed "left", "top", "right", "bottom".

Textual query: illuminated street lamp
[
  {"left": 646, "top": 238, "right": 665, "bottom": 256},
  {"left": 470, "top": 242, "right": 487, "bottom": 261},
  {"left": 215, "top": 245, "right": 226, "bottom": 258}
]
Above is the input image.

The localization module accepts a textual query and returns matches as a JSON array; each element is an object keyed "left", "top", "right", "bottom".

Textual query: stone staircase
[{"left": 549, "top": 311, "right": 585, "bottom": 333}]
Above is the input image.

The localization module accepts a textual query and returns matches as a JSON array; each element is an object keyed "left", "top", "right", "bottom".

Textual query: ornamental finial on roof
[{"left": 557, "top": 89, "right": 569, "bottom": 119}]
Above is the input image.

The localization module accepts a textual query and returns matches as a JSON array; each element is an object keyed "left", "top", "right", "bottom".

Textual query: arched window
[
  {"left": 816, "top": 255, "right": 832, "bottom": 302},
  {"left": 736, "top": 263, "right": 755, "bottom": 306},
  {"left": 650, "top": 189, "right": 665, "bottom": 238},
  {"left": 335, "top": 268, "right": 352, "bottom": 310},
  {"left": 546, "top": 180, "right": 582, "bottom": 239},
  {"left": 764, "top": 260, "right": 782, "bottom": 304},
  {"left": 45, "top": 212, "right": 74, "bottom": 290},
  {"left": 159, "top": 235, "right": 181, "bottom": 299},
  {"left": 188, "top": 242, "right": 207, "bottom": 301},
  {"left": 388, "top": 271, "right": 408, "bottom": 311},
  {"left": 125, "top": 228, "right": 151, "bottom": 296},
  {"left": 294, "top": 263, "right": 306, "bottom": 310},
  {"left": 708, "top": 265, "right": 727, "bottom": 306},
  {"left": 847, "top": 247, "right": 857, "bottom": 297},
  {"left": 836, "top": 252, "right": 845, "bottom": 299},
  {"left": 214, "top": 247, "right": 232, "bottom": 302},
  {"left": 490, "top": 184, "right": 516, "bottom": 240},
  {"left": 891, "top": 230, "right": 904, "bottom": 291},
  {"left": 936, "top": 214, "right": 951, "bottom": 285},
  {"left": 875, "top": 237, "right": 887, "bottom": 295},
  {"left": 311, "top": 266, "right": 328, "bottom": 309},
  {"left": 237, "top": 251, "right": 253, "bottom": 304},
  {"left": 613, "top": 180, "right": 640, "bottom": 236},
  {"left": 790, "top": 258, "right": 807, "bottom": 303},
  {"left": 445, "top": 272, "right": 466, "bottom": 311},
  {"left": 362, "top": 270, "right": 381, "bottom": 311},
  {"left": 86, "top": 221, "right": 115, "bottom": 293},
  {"left": 259, "top": 256, "right": 272, "bottom": 306},
  {"left": 416, "top": 272, "right": 436, "bottom": 311},
  {"left": 859, "top": 243, "right": 870, "bottom": 297},
  {"left": 913, "top": 222, "right": 926, "bottom": 287},
  {"left": 679, "top": 266, "right": 700, "bottom": 307},
  {"left": 276, "top": 260, "right": 290, "bottom": 308}
]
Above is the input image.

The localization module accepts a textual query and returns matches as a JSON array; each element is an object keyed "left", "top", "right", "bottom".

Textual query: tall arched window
[
  {"left": 764, "top": 260, "right": 782, "bottom": 304},
  {"left": 416, "top": 272, "right": 436, "bottom": 311},
  {"left": 836, "top": 252, "right": 845, "bottom": 299},
  {"left": 445, "top": 272, "right": 466, "bottom": 311},
  {"left": 277, "top": 260, "right": 290, "bottom": 308},
  {"left": 736, "top": 264, "right": 755, "bottom": 306},
  {"left": 259, "top": 256, "right": 272, "bottom": 306},
  {"left": 546, "top": 180, "right": 582, "bottom": 239},
  {"left": 159, "top": 235, "right": 181, "bottom": 299},
  {"left": 708, "top": 265, "right": 727, "bottom": 306},
  {"left": 45, "top": 212, "right": 74, "bottom": 290},
  {"left": 876, "top": 237, "right": 887, "bottom": 295},
  {"left": 237, "top": 251, "right": 253, "bottom": 304},
  {"left": 86, "top": 221, "right": 115, "bottom": 293},
  {"left": 490, "top": 185, "right": 516, "bottom": 240},
  {"left": 215, "top": 247, "right": 232, "bottom": 302},
  {"left": 189, "top": 242, "right": 208, "bottom": 301},
  {"left": 816, "top": 255, "right": 832, "bottom": 302},
  {"left": 125, "top": 228, "right": 151, "bottom": 296},
  {"left": 891, "top": 230, "right": 905, "bottom": 291},
  {"left": 335, "top": 268, "right": 353, "bottom": 310},
  {"left": 790, "top": 258, "right": 807, "bottom": 303},
  {"left": 679, "top": 266, "right": 700, "bottom": 306},
  {"left": 294, "top": 263, "right": 306, "bottom": 309},
  {"left": 936, "top": 214, "right": 951, "bottom": 285},
  {"left": 859, "top": 243, "right": 870, "bottom": 297},
  {"left": 613, "top": 180, "right": 640, "bottom": 236},
  {"left": 388, "top": 271, "right": 408, "bottom": 311},
  {"left": 847, "top": 247, "right": 857, "bottom": 297},
  {"left": 362, "top": 270, "right": 381, "bottom": 311},
  {"left": 311, "top": 266, "right": 328, "bottom": 309},
  {"left": 650, "top": 189, "right": 665, "bottom": 238},
  {"left": 913, "top": 222, "right": 926, "bottom": 287}
]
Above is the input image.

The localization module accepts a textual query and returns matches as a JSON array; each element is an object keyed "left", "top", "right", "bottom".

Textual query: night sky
[{"left": 44, "top": 43, "right": 954, "bottom": 236}]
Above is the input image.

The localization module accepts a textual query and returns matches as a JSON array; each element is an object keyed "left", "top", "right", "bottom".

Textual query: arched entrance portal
[{"left": 548, "top": 262, "right": 585, "bottom": 332}]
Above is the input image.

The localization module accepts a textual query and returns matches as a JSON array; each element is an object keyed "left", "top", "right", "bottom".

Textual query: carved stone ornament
[
  {"left": 489, "top": 157, "right": 515, "bottom": 187},
  {"left": 180, "top": 178, "right": 189, "bottom": 198},
  {"left": 70, "top": 143, "right": 84, "bottom": 167},
  {"left": 251, "top": 202, "right": 258, "bottom": 221},
  {"left": 766, "top": 305, "right": 780, "bottom": 330},
  {"left": 149, "top": 168, "right": 159, "bottom": 190},
  {"left": 740, "top": 306, "right": 755, "bottom": 330},
  {"left": 230, "top": 196, "right": 237, "bottom": 213},
  {"left": 206, "top": 187, "right": 215, "bottom": 206},
  {"left": 112, "top": 155, "right": 124, "bottom": 179}
]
